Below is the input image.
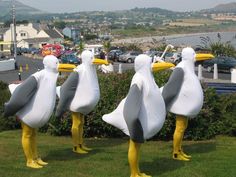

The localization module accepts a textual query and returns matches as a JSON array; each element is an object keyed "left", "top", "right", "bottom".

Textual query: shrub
[{"left": 0, "top": 81, "right": 20, "bottom": 131}]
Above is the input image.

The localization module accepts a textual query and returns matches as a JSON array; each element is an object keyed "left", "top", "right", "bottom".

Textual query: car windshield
[
  {"left": 165, "top": 53, "right": 174, "bottom": 57},
  {"left": 122, "top": 52, "right": 130, "bottom": 55}
]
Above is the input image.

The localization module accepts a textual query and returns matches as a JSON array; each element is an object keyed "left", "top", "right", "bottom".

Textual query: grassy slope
[{"left": 0, "top": 130, "right": 235, "bottom": 177}]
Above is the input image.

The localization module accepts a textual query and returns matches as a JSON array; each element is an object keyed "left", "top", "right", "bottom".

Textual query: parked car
[
  {"left": 60, "top": 53, "right": 81, "bottom": 64},
  {"left": 21, "top": 48, "right": 29, "bottom": 53},
  {"left": 202, "top": 56, "right": 236, "bottom": 73},
  {"left": 16, "top": 48, "right": 22, "bottom": 55},
  {"left": 42, "top": 44, "right": 63, "bottom": 57},
  {"left": 26, "top": 47, "right": 41, "bottom": 55},
  {"left": 118, "top": 51, "right": 142, "bottom": 63},
  {"left": 108, "top": 49, "right": 124, "bottom": 61},
  {"left": 147, "top": 51, "right": 163, "bottom": 62},
  {"left": 164, "top": 52, "right": 182, "bottom": 65}
]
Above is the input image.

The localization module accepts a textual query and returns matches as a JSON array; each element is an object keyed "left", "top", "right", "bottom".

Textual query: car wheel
[
  {"left": 127, "top": 58, "right": 132, "bottom": 63},
  {"left": 207, "top": 66, "right": 213, "bottom": 72}
]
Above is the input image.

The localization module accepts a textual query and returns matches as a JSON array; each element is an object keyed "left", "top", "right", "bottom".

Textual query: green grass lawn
[{"left": 0, "top": 130, "right": 235, "bottom": 177}]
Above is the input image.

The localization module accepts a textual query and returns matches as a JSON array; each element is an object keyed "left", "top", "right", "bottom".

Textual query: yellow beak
[
  {"left": 152, "top": 62, "right": 175, "bottom": 72},
  {"left": 58, "top": 64, "right": 76, "bottom": 72},
  {"left": 93, "top": 58, "right": 109, "bottom": 65},
  {"left": 195, "top": 53, "right": 214, "bottom": 61}
]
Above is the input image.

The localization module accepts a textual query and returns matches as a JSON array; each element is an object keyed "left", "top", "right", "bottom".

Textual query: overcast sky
[{"left": 17, "top": 0, "right": 235, "bottom": 13}]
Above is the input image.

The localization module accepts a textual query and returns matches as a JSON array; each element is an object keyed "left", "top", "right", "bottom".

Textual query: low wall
[{"left": 0, "top": 59, "right": 15, "bottom": 71}]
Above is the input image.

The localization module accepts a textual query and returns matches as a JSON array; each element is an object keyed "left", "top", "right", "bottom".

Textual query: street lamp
[{"left": 12, "top": 0, "right": 17, "bottom": 69}]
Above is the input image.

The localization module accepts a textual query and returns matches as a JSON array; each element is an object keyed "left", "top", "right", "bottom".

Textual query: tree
[
  {"left": 103, "top": 40, "right": 112, "bottom": 54},
  {"left": 53, "top": 21, "right": 66, "bottom": 29},
  {"left": 77, "top": 37, "right": 85, "bottom": 54}
]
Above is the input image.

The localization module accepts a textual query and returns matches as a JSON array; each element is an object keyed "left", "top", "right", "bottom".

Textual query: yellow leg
[
  {"left": 173, "top": 115, "right": 190, "bottom": 161},
  {"left": 128, "top": 139, "right": 152, "bottom": 177},
  {"left": 180, "top": 119, "right": 191, "bottom": 159},
  {"left": 71, "top": 112, "right": 88, "bottom": 154},
  {"left": 78, "top": 115, "right": 92, "bottom": 151},
  {"left": 31, "top": 129, "right": 48, "bottom": 166},
  {"left": 21, "top": 122, "right": 43, "bottom": 169}
]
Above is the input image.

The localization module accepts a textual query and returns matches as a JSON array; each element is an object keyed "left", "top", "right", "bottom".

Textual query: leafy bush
[{"left": 0, "top": 81, "right": 20, "bottom": 131}]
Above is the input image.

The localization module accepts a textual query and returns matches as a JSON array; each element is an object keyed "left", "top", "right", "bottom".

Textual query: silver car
[
  {"left": 164, "top": 52, "right": 182, "bottom": 65},
  {"left": 118, "top": 51, "right": 142, "bottom": 63}
]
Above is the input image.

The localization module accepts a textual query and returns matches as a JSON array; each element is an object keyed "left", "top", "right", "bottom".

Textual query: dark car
[
  {"left": 60, "top": 53, "right": 81, "bottom": 64},
  {"left": 16, "top": 48, "right": 22, "bottom": 55},
  {"left": 27, "top": 48, "right": 41, "bottom": 55},
  {"left": 202, "top": 56, "right": 236, "bottom": 73},
  {"left": 118, "top": 51, "right": 142, "bottom": 63},
  {"left": 108, "top": 49, "right": 123, "bottom": 61}
]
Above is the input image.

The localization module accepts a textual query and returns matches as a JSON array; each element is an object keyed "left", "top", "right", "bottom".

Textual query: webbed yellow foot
[
  {"left": 130, "top": 174, "right": 141, "bottom": 177},
  {"left": 173, "top": 153, "right": 190, "bottom": 161},
  {"left": 27, "top": 161, "right": 43, "bottom": 169},
  {"left": 73, "top": 146, "right": 88, "bottom": 154},
  {"left": 140, "top": 172, "right": 152, "bottom": 177},
  {"left": 36, "top": 158, "right": 48, "bottom": 166},
  {"left": 81, "top": 144, "right": 92, "bottom": 151},
  {"left": 180, "top": 151, "right": 191, "bottom": 159}
]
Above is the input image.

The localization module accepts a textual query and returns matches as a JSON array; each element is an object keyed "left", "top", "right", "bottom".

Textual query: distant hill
[
  {"left": 202, "top": 2, "right": 236, "bottom": 13},
  {"left": 0, "top": 0, "right": 43, "bottom": 18}
]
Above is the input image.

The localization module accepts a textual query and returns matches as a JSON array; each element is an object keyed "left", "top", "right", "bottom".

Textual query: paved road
[
  {"left": 200, "top": 67, "right": 231, "bottom": 80},
  {"left": 0, "top": 55, "right": 231, "bottom": 83},
  {"left": 0, "top": 55, "right": 43, "bottom": 83}
]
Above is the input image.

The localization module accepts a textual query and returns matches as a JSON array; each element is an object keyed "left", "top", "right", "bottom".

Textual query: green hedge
[
  {"left": 0, "top": 81, "right": 20, "bottom": 131},
  {"left": 0, "top": 71, "right": 235, "bottom": 140}
]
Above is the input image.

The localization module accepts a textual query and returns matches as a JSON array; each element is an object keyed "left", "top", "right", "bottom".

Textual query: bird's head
[
  {"left": 134, "top": 54, "right": 152, "bottom": 73},
  {"left": 43, "top": 55, "right": 76, "bottom": 73},
  {"left": 135, "top": 54, "right": 174, "bottom": 73},
  {"left": 181, "top": 47, "right": 214, "bottom": 62},
  {"left": 181, "top": 47, "right": 196, "bottom": 62},
  {"left": 81, "top": 50, "right": 108, "bottom": 66},
  {"left": 43, "top": 55, "right": 59, "bottom": 73}
]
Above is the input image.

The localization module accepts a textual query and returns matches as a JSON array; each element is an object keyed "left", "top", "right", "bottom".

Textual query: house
[
  {"left": 2, "top": 23, "right": 63, "bottom": 48},
  {"left": 37, "top": 28, "right": 64, "bottom": 44},
  {"left": 17, "top": 37, "right": 50, "bottom": 48},
  {"left": 18, "top": 28, "right": 64, "bottom": 48},
  {"left": 62, "top": 27, "right": 81, "bottom": 42},
  {"left": 3, "top": 23, "right": 42, "bottom": 43}
]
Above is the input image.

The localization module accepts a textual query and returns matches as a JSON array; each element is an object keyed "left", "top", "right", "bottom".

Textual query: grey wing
[
  {"left": 4, "top": 76, "right": 38, "bottom": 117},
  {"left": 55, "top": 72, "right": 78, "bottom": 118},
  {"left": 162, "top": 68, "right": 184, "bottom": 108},
  {"left": 123, "top": 84, "right": 144, "bottom": 143}
]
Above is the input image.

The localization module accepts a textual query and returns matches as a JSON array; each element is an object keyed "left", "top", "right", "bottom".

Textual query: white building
[
  {"left": 17, "top": 37, "right": 50, "bottom": 48},
  {"left": 3, "top": 23, "right": 64, "bottom": 48},
  {"left": 3, "top": 23, "right": 41, "bottom": 43}
]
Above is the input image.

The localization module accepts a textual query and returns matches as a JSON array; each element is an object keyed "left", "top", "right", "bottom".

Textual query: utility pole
[{"left": 12, "top": 0, "right": 17, "bottom": 69}]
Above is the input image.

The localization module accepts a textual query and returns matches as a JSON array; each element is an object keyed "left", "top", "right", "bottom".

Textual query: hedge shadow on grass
[
  {"left": 141, "top": 157, "right": 185, "bottom": 176},
  {"left": 45, "top": 148, "right": 102, "bottom": 161},
  {"left": 183, "top": 141, "right": 216, "bottom": 154}
]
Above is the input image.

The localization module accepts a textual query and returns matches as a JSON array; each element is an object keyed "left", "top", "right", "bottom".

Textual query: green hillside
[{"left": 0, "top": 0, "right": 43, "bottom": 17}]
